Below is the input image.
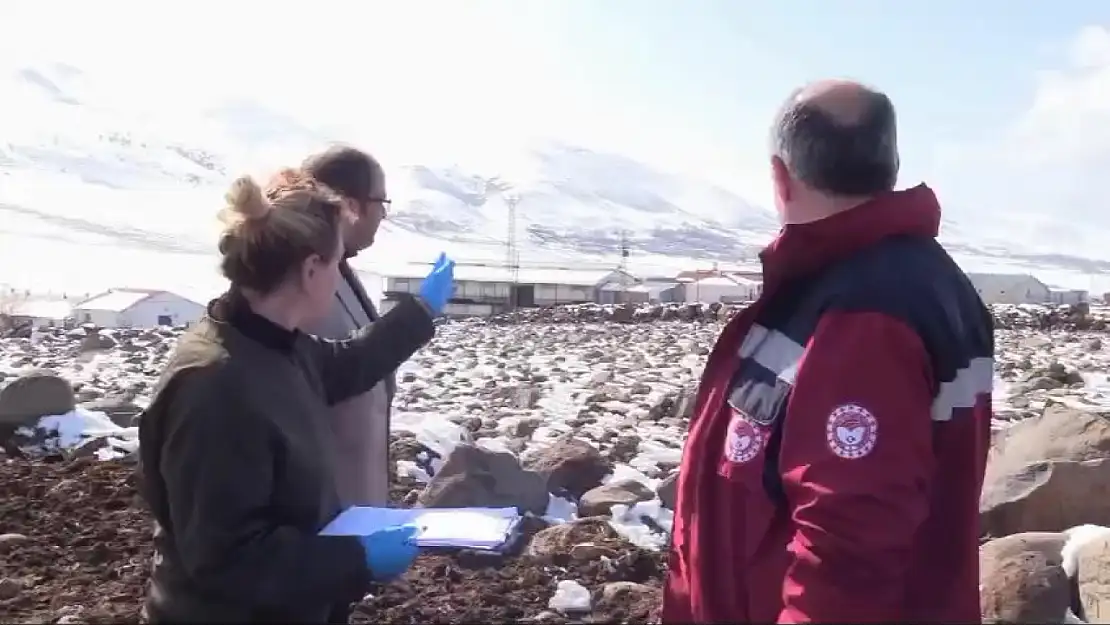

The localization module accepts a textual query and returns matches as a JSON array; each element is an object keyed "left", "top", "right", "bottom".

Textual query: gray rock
[{"left": 578, "top": 479, "right": 654, "bottom": 517}]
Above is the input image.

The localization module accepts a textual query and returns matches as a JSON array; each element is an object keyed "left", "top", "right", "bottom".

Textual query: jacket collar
[
  {"left": 338, "top": 260, "right": 379, "bottom": 322},
  {"left": 207, "top": 290, "right": 300, "bottom": 353},
  {"left": 759, "top": 184, "right": 942, "bottom": 288}
]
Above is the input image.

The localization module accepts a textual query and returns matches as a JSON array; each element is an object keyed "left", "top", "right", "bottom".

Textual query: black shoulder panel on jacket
[{"left": 810, "top": 235, "right": 994, "bottom": 395}]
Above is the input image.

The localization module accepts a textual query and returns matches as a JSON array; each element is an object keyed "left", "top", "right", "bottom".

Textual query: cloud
[
  {"left": 1, "top": 2, "right": 592, "bottom": 161},
  {"left": 1007, "top": 26, "right": 1110, "bottom": 168},
  {"left": 927, "top": 25, "right": 1110, "bottom": 258}
]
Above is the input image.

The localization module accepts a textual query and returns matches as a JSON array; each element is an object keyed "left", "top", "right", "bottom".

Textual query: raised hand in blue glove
[
  {"left": 358, "top": 524, "right": 420, "bottom": 583},
  {"left": 418, "top": 252, "right": 455, "bottom": 316}
]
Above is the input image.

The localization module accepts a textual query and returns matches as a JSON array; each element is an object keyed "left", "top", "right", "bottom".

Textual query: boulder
[
  {"left": 656, "top": 473, "right": 678, "bottom": 510},
  {"left": 418, "top": 443, "right": 549, "bottom": 515},
  {"left": 983, "top": 459, "right": 1110, "bottom": 538},
  {"left": 527, "top": 517, "right": 626, "bottom": 560},
  {"left": 523, "top": 437, "right": 611, "bottom": 500},
  {"left": 578, "top": 480, "right": 654, "bottom": 517},
  {"left": 981, "top": 406, "right": 1110, "bottom": 537},
  {"left": 979, "top": 532, "right": 1073, "bottom": 623},
  {"left": 0, "top": 370, "right": 76, "bottom": 427}
]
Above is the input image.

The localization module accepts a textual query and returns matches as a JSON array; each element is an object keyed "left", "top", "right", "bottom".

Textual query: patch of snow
[
  {"left": 396, "top": 460, "right": 431, "bottom": 483},
  {"left": 38, "top": 408, "right": 121, "bottom": 446},
  {"left": 543, "top": 495, "right": 578, "bottom": 524},
  {"left": 392, "top": 410, "right": 468, "bottom": 460},
  {"left": 19, "top": 408, "right": 138, "bottom": 460},
  {"left": 604, "top": 464, "right": 659, "bottom": 490},
  {"left": 1062, "top": 524, "right": 1110, "bottom": 578},
  {"left": 475, "top": 436, "right": 513, "bottom": 454},
  {"left": 607, "top": 499, "right": 674, "bottom": 550},
  {"left": 548, "top": 580, "right": 592, "bottom": 613}
]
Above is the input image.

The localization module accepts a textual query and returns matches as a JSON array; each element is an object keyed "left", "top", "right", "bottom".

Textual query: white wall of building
[
  {"left": 74, "top": 308, "right": 118, "bottom": 328},
  {"left": 387, "top": 277, "right": 598, "bottom": 304},
  {"left": 9, "top": 299, "right": 74, "bottom": 328},
  {"left": 456, "top": 280, "right": 511, "bottom": 300},
  {"left": 75, "top": 292, "right": 205, "bottom": 328},
  {"left": 683, "top": 276, "right": 759, "bottom": 303},
  {"left": 387, "top": 277, "right": 512, "bottom": 300},
  {"left": 535, "top": 284, "right": 593, "bottom": 303},
  {"left": 123, "top": 292, "right": 205, "bottom": 327},
  {"left": 968, "top": 274, "right": 1051, "bottom": 305},
  {"left": 1049, "top": 289, "right": 1089, "bottom": 306}
]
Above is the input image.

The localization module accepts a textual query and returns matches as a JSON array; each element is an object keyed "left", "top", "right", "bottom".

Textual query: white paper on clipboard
[{"left": 319, "top": 506, "right": 521, "bottom": 550}]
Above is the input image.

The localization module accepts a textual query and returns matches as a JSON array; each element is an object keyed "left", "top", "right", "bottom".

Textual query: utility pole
[
  {"left": 481, "top": 177, "right": 520, "bottom": 316},
  {"left": 618, "top": 230, "right": 630, "bottom": 274},
  {"left": 505, "top": 193, "right": 520, "bottom": 310}
]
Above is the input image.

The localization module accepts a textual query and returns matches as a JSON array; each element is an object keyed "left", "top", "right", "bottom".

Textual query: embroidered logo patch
[
  {"left": 724, "top": 411, "right": 765, "bottom": 464},
  {"left": 825, "top": 403, "right": 878, "bottom": 459}
]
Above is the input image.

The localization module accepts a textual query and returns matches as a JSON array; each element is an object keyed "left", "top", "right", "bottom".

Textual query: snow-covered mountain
[
  {"left": 389, "top": 142, "right": 780, "bottom": 259},
  {"left": 1, "top": 60, "right": 1109, "bottom": 301}
]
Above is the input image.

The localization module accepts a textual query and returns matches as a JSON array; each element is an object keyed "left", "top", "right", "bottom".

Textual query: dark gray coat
[{"left": 138, "top": 293, "right": 434, "bottom": 623}]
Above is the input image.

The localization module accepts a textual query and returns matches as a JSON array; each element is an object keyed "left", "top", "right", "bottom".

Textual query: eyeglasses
[{"left": 364, "top": 197, "right": 392, "bottom": 217}]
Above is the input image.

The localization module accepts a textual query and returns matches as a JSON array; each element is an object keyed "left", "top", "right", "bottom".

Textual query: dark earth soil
[{"left": 0, "top": 457, "right": 664, "bottom": 624}]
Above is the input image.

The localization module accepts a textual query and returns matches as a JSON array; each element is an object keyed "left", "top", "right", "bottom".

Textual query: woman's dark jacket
[{"left": 137, "top": 292, "right": 435, "bottom": 623}]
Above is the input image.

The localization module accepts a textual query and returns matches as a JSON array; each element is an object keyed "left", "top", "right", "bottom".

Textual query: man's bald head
[{"left": 771, "top": 80, "right": 899, "bottom": 197}]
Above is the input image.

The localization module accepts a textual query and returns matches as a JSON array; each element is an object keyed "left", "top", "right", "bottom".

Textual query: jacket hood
[{"left": 759, "top": 184, "right": 942, "bottom": 287}]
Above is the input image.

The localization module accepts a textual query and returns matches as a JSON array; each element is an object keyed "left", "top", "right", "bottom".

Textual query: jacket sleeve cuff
[
  {"left": 412, "top": 294, "right": 437, "bottom": 317},
  {"left": 316, "top": 535, "right": 375, "bottom": 604}
]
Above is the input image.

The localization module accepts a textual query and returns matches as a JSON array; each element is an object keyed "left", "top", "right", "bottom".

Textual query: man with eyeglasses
[
  {"left": 299, "top": 149, "right": 393, "bottom": 476},
  {"left": 299, "top": 145, "right": 400, "bottom": 623}
]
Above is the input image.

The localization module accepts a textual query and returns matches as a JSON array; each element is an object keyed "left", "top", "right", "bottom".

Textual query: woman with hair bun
[{"left": 137, "top": 172, "right": 455, "bottom": 623}]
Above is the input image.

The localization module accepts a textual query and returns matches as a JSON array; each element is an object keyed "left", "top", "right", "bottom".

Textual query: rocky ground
[
  {"left": 2, "top": 301, "right": 1110, "bottom": 623},
  {"left": 0, "top": 458, "right": 663, "bottom": 624}
]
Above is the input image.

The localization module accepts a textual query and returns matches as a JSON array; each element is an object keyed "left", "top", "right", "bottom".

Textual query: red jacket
[{"left": 663, "top": 186, "right": 993, "bottom": 624}]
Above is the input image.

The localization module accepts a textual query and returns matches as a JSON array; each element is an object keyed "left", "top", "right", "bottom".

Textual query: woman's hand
[{"left": 358, "top": 525, "right": 420, "bottom": 582}]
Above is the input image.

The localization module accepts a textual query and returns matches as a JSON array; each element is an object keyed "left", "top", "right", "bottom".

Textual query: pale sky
[{"left": 4, "top": 0, "right": 1110, "bottom": 249}]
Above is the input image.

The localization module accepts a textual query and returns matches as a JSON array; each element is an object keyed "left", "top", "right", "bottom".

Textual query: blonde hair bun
[{"left": 220, "top": 176, "right": 272, "bottom": 227}]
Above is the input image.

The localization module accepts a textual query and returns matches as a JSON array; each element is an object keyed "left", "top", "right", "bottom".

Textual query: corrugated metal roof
[
  {"left": 74, "top": 289, "right": 157, "bottom": 312},
  {"left": 378, "top": 264, "right": 632, "bottom": 287},
  {"left": 642, "top": 282, "right": 679, "bottom": 292},
  {"left": 694, "top": 276, "right": 745, "bottom": 287}
]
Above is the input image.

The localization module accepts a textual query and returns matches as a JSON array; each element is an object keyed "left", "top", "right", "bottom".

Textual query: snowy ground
[{"left": 5, "top": 313, "right": 1108, "bottom": 552}]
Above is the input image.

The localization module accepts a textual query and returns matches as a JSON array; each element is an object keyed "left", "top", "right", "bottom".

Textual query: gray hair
[{"left": 771, "top": 86, "right": 899, "bottom": 196}]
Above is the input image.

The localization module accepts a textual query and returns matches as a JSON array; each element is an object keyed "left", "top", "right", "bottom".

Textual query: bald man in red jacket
[{"left": 662, "top": 81, "right": 993, "bottom": 624}]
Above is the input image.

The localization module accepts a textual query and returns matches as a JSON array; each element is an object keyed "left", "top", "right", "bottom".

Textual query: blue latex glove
[
  {"left": 418, "top": 252, "right": 455, "bottom": 316},
  {"left": 358, "top": 524, "right": 420, "bottom": 582}
]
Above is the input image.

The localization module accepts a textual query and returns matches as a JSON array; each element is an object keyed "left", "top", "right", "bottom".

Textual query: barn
[
  {"left": 965, "top": 273, "right": 1051, "bottom": 305},
  {"left": 377, "top": 264, "right": 639, "bottom": 316},
  {"left": 72, "top": 288, "right": 205, "bottom": 329},
  {"left": 9, "top": 298, "right": 75, "bottom": 329},
  {"left": 681, "top": 275, "right": 760, "bottom": 303},
  {"left": 1047, "top": 286, "right": 1089, "bottom": 306}
]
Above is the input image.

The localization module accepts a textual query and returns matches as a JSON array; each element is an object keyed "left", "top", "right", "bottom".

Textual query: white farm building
[
  {"left": 73, "top": 288, "right": 205, "bottom": 328},
  {"left": 376, "top": 264, "right": 639, "bottom": 316},
  {"left": 680, "top": 275, "right": 761, "bottom": 304},
  {"left": 7, "top": 298, "right": 75, "bottom": 329},
  {"left": 965, "top": 273, "right": 1051, "bottom": 305},
  {"left": 1047, "top": 286, "right": 1090, "bottom": 306}
]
